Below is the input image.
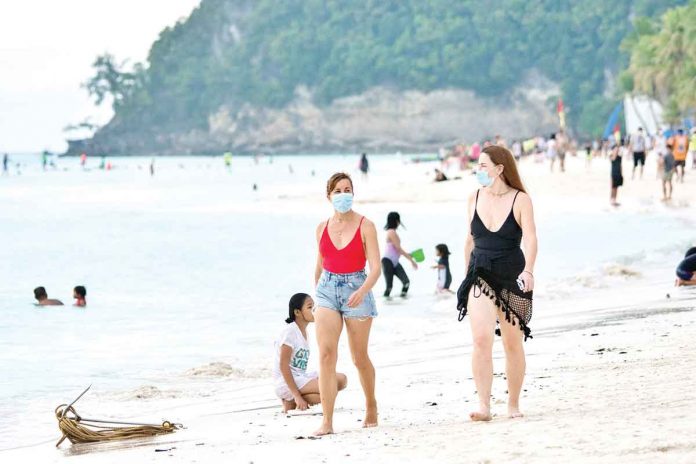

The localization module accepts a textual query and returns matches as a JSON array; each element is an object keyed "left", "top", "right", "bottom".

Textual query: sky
[{"left": 0, "top": 0, "right": 201, "bottom": 154}]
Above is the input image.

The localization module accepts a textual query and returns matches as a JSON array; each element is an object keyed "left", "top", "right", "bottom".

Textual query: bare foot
[
  {"left": 469, "top": 408, "right": 492, "bottom": 422},
  {"left": 362, "top": 404, "right": 378, "bottom": 428},
  {"left": 282, "top": 400, "right": 297, "bottom": 413},
  {"left": 313, "top": 423, "right": 334, "bottom": 436},
  {"left": 508, "top": 407, "right": 524, "bottom": 419}
]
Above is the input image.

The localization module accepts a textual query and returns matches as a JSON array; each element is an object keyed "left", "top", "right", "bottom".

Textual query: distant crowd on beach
[{"left": 433, "top": 126, "right": 694, "bottom": 206}]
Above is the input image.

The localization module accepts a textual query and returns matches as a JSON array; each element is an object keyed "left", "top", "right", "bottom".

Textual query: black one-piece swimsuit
[{"left": 456, "top": 190, "right": 533, "bottom": 340}]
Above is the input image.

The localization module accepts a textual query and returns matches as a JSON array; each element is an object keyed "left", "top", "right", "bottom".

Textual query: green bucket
[{"left": 410, "top": 248, "right": 425, "bottom": 263}]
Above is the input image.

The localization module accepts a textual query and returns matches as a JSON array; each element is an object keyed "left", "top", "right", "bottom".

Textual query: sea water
[{"left": 0, "top": 154, "right": 692, "bottom": 448}]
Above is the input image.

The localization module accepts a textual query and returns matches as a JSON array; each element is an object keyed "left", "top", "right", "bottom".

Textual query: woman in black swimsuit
[{"left": 457, "top": 145, "right": 538, "bottom": 421}]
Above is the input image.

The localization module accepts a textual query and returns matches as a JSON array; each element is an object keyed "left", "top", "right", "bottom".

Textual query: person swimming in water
[
  {"left": 34, "top": 287, "right": 63, "bottom": 306},
  {"left": 381, "top": 212, "right": 418, "bottom": 299},
  {"left": 274, "top": 293, "right": 347, "bottom": 412},
  {"left": 73, "top": 286, "right": 87, "bottom": 307}
]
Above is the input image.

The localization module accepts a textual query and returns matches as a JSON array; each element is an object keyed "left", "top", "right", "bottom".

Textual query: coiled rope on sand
[{"left": 54, "top": 386, "right": 181, "bottom": 447}]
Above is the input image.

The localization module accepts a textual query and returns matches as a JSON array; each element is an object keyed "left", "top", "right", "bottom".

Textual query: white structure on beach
[{"left": 624, "top": 94, "right": 666, "bottom": 135}]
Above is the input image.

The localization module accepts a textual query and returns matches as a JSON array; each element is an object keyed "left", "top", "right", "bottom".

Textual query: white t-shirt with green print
[{"left": 273, "top": 322, "right": 310, "bottom": 388}]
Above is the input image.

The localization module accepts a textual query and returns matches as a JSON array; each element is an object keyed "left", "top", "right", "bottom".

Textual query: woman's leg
[
  {"left": 467, "top": 286, "right": 497, "bottom": 421},
  {"left": 394, "top": 263, "right": 410, "bottom": 296},
  {"left": 381, "top": 258, "right": 395, "bottom": 297},
  {"left": 345, "top": 317, "right": 378, "bottom": 427},
  {"left": 313, "top": 307, "right": 344, "bottom": 435},
  {"left": 299, "top": 374, "right": 348, "bottom": 406},
  {"left": 498, "top": 309, "right": 526, "bottom": 418}
]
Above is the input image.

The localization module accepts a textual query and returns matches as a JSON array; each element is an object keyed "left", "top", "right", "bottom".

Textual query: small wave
[
  {"left": 184, "top": 362, "right": 243, "bottom": 378},
  {"left": 543, "top": 262, "right": 643, "bottom": 300},
  {"left": 601, "top": 263, "right": 641, "bottom": 278},
  {"left": 113, "top": 385, "right": 183, "bottom": 401},
  {"left": 182, "top": 361, "right": 272, "bottom": 379}
]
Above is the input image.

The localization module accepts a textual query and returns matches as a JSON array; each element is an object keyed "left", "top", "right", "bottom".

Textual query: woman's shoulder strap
[{"left": 512, "top": 190, "right": 521, "bottom": 204}]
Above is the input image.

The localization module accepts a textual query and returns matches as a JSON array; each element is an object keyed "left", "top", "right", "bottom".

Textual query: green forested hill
[{"left": 84, "top": 0, "right": 686, "bottom": 150}]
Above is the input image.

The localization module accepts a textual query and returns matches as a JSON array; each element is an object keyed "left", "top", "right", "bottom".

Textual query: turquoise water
[{"left": 0, "top": 154, "right": 692, "bottom": 447}]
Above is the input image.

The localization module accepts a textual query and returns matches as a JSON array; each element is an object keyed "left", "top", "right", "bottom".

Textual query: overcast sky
[{"left": 0, "top": 0, "right": 201, "bottom": 153}]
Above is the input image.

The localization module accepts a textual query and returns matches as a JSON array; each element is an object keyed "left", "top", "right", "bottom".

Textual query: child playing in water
[
  {"left": 432, "top": 244, "right": 453, "bottom": 293},
  {"left": 73, "top": 286, "right": 87, "bottom": 307},
  {"left": 273, "top": 293, "right": 347, "bottom": 412}
]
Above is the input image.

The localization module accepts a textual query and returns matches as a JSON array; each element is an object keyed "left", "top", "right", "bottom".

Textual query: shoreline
[{"left": 4, "top": 284, "right": 695, "bottom": 463}]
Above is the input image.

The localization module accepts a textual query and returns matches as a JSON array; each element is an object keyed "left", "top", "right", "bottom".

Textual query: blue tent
[{"left": 603, "top": 102, "right": 623, "bottom": 140}]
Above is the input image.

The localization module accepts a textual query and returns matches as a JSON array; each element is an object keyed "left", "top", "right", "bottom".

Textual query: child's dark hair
[
  {"left": 74, "top": 286, "right": 87, "bottom": 297},
  {"left": 286, "top": 293, "right": 310, "bottom": 323},
  {"left": 436, "top": 243, "right": 451, "bottom": 257},
  {"left": 384, "top": 211, "right": 401, "bottom": 230}
]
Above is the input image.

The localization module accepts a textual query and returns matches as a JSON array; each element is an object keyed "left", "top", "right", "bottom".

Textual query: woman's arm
[
  {"left": 314, "top": 222, "right": 324, "bottom": 286},
  {"left": 517, "top": 193, "right": 538, "bottom": 292},
  {"left": 279, "top": 345, "right": 308, "bottom": 410},
  {"left": 388, "top": 230, "right": 417, "bottom": 269},
  {"left": 347, "top": 219, "right": 381, "bottom": 307}
]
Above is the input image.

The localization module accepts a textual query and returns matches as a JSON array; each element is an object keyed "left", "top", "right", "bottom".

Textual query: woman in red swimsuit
[{"left": 313, "top": 172, "right": 381, "bottom": 436}]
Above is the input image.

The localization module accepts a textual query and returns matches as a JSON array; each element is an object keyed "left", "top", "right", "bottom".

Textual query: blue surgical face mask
[
  {"left": 332, "top": 193, "right": 353, "bottom": 213},
  {"left": 476, "top": 170, "right": 493, "bottom": 187}
]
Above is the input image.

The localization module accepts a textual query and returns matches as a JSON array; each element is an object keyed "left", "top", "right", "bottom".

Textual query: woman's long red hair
[{"left": 482, "top": 146, "right": 527, "bottom": 193}]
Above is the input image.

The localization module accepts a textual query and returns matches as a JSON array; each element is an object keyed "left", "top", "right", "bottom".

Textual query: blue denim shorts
[{"left": 315, "top": 270, "right": 378, "bottom": 319}]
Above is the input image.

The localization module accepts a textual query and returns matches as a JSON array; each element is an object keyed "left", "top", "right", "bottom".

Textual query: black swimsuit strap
[{"left": 511, "top": 190, "right": 520, "bottom": 210}]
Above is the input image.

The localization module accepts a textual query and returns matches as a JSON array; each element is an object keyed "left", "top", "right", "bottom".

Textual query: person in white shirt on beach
[{"left": 273, "top": 293, "right": 347, "bottom": 412}]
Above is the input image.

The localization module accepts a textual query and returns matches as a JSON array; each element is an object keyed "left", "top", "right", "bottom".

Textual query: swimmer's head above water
[
  {"left": 34, "top": 286, "right": 47, "bottom": 301},
  {"left": 73, "top": 286, "right": 87, "bottom": 306},
  {"left": 33, "top": 286, "right": 63, "bottom": 306}
]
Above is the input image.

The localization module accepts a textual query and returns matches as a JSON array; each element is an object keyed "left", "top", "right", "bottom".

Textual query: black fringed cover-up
[{"left": 456, "top": 190, "right": 533, "bottom": 340}]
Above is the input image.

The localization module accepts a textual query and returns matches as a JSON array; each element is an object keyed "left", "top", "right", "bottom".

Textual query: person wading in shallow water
[
  {"left": 457, "top": 145, "right": 538, "bottom": 421},
  {"left": 381, "top": 211, "right": 418, "bottom": 299},
  {"left": 313, "top": 172, "right": 381, "bottom": 436}
]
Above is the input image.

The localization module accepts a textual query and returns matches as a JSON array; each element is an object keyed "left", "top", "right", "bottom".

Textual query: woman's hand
[
  {"left": 293, "top": 393, "right": 309, "bottom": 411},
  {"left": 518, "top": 271, "right": 534, "bottom": 292},
  {"left": 347, "top": 288, "right": 366, "bottom": 307},
  {"left": 410, "top": 258, "right": 418, "bottom": 270}
]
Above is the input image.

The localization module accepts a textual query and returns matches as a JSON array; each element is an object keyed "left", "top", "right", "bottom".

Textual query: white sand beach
[{"left": 1, "top": 152, "right": 695, "bottom": 463}]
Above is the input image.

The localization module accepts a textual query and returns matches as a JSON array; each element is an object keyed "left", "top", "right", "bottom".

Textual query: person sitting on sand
[
  {"left": 675, "top": 247, "right": 696, "bottom": 287},
  {"left": 34, "top": 286, "right": 63, "bottom": 306},
  {"left": 434, "top": 168, "right": 448, "bottom": 182},
  {"left": 73, "top": 286, "right": 87, "bottom": 307},
  {"left": 273, "top": 293, "right": 347, "bottom": 412}
]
